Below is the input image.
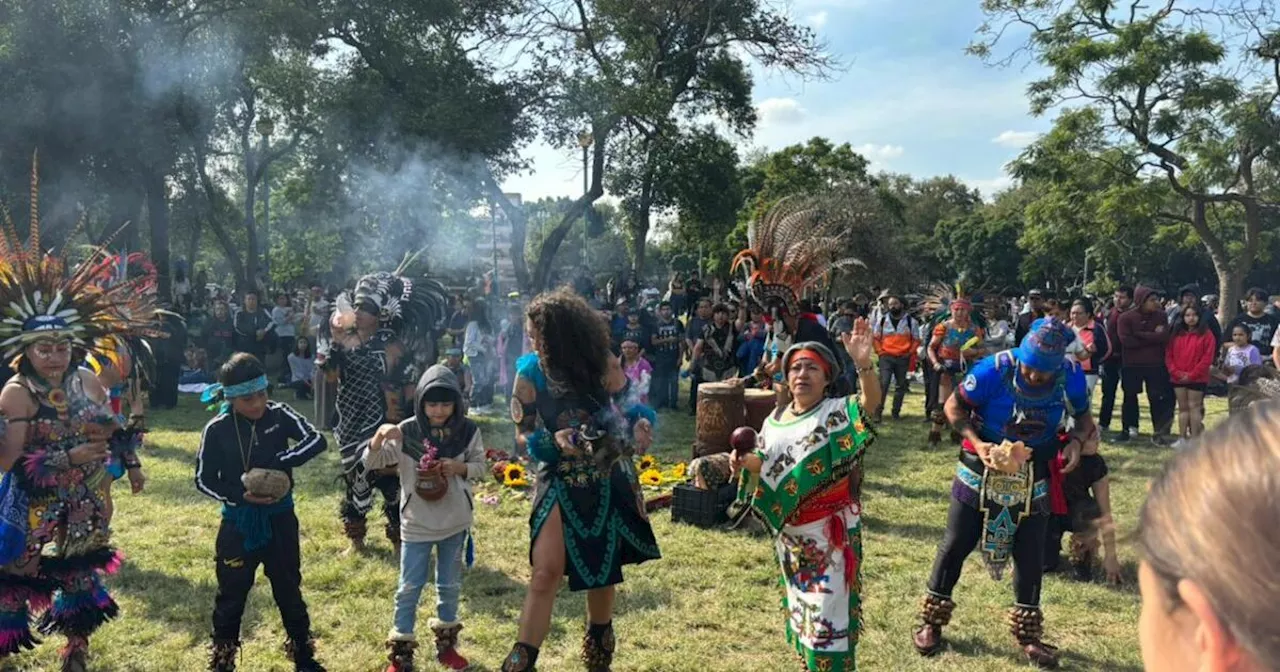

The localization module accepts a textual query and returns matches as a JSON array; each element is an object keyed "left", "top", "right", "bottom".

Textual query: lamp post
[
  {"left": 577, "top": 130, "right": 593, "bottom": 269},
  {"left": 256, "top": 114, "right": 275, "bottom": 279}
]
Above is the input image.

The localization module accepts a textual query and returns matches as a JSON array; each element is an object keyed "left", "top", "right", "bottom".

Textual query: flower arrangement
[
  {"left": 418, "top": 438, "right": 439, "bottom": 471},
  {"left": 503, "top": 462, "right": 529, "bottom": 487},
  {"left": 632, "top": 459, "right": 690, "bottom": 489},
  {"left": 639, "top": 469, "right": 664, "bottom": 486},
  {"left": 636, "top": 455, "right": 657, "bottom": 471}
]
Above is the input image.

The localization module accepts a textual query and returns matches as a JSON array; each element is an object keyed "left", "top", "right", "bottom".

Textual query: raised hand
[{"left": 841, "top": 317, "right": 874, "bottom": 368}]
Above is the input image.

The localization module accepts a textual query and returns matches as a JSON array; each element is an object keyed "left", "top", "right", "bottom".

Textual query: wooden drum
[
  {"left": 744, "top": 388, "right": 776, "bottom": 432},
  {"left": 693, "top": 380, "right": 745, "bottom": 458}
]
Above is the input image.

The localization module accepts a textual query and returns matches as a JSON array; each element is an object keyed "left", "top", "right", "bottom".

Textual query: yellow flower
[
  {"left": 668, "top": 462, "right": 688, "bottom": 480},
  {"left": 637, "top": 455, "right": 657, "bottom": 471},
  {"left": 639, "top": 468, "right": 664, "bottom": 487},
  {"left": 503, "top": 463, "right": 529, "bottom": 487}
]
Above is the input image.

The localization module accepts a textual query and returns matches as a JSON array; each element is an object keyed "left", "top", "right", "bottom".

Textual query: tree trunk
[
  {"left": 480, "top": 173, "right": 531, "bottom": 293},
  {"left": 243, "top": 176, "right": 259, "bottom": 295},
  {"left": 184, "top": 217, "right": 204, "bottom": 277},
  {"left": 531, "top": 122, "right": 612, "bottom": 291},
  {"left": 191, "top": 145, "right": 247, "bottom": 288},
  {"left": 1216, "top": 266, "right": 1243, "bottom": 326},
  {"left": 142, "top": 168, "right": 172, "bottom": 301}
]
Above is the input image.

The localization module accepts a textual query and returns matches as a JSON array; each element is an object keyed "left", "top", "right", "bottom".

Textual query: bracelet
[{"left": 855, "top": 364, "right": 875, "bottom": 374}]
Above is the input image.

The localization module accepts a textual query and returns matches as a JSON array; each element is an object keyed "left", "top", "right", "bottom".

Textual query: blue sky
[{"left": 501, "top": 0, "right": 1052, "bottom": 201}]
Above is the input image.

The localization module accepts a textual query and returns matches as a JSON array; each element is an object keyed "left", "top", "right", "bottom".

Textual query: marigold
[
  {"left": 639, "top": 468, "right": 664, "bottom": 487},
  {"left": 503, "top": 462, "right": 529, "bottom": 487},
  {"left": 637, "top": 455, "right": 657, "bottom": 471}
]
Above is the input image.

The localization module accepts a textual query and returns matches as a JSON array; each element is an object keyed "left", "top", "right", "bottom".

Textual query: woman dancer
[
  {"left": 501, "top": 289, "right": 659, "bottom": 672},
  {"left": 926, "top": 294, "right": 985, "bottom": 448},
  {"left": 732, "top": 323, "right": 881, "bottom": 671},
  {"left": 0, "top": 174, "right": 166, "bottom": 671}
]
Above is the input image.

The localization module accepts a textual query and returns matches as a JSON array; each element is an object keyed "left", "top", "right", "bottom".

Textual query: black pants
[
  {"left": 926, "top": 496, "right": 1048, "bottom": 606},
  {"left": 1121, "top": 364, "right": 1174, "bottom": 435},
  {"left": 1098, "top": 360, "right": 1122, "bottom": 428},
  {"left": 340, "top": 472, "right": 401, "bottom": 542},
  {"left": 922, "top": 357, "right": 939, "bottom": 418},
  {"left": 152, "top": 362, "right": 180, "bottom": 409},
  {"left": 687, "top": 368, "right": 701, "bottom": 415},
  {"left": 212, "top": 510, "right": 311, "bottom": 642},
  {"left": 651, "top": 364, "right": 679, "bottom": 410},
  {"left": 877, "top": 355, "right": 910, "bottom": 417}
]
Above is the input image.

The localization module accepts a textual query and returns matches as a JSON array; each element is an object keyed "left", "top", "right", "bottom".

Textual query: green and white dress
[{"left": 743, "top": 395, "right": 874, "bottom": 672}]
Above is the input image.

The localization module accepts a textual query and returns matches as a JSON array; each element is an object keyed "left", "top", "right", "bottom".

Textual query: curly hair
[{"left": 526, "top": 288, "right": 612, "bottom": 396}]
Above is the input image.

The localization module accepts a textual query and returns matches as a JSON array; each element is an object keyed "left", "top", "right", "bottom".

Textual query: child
[
  {"left": 363, "top": 364, "right": 485, "bottom": 672},
  {"left": 1223, "top": 324, "right": 1263, "bottom": 384},
  {"left": 194, "top": 353, "right": 329, "bottom": 672},
  {"left": 442, "top": 348, "right": 473, "bottom": 415},
  {"left": 1046, "top": 434, "right": 1121, "bottom": 585},
  {"left": 1166, "top": 305, "right": 1217, "bottom": 441},
  {"left": 620, "top": 339, "right": 653, "bottom": 405}
]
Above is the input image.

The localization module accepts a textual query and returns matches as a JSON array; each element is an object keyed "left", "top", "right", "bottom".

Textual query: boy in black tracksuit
[{"left": 195, "top": 353, "right": 329, "bottom": 672}]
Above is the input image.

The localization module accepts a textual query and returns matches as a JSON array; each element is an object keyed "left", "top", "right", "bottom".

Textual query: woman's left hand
[
  {"left": 841, "top": 317, "right": 874, "bottom": 369},
  {"left": 633, "top": 419, "right": 653, "bottom": 454}
]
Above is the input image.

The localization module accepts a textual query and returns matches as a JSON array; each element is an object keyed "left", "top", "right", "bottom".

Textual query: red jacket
[{"left": 1165, "top": 329, "right": 1217, "bottom": 385}]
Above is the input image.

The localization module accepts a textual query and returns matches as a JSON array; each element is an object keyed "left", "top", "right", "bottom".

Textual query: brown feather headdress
[
  {"left": 0, "top": 153, "right": 167, "bottom": 364},
  {"left": 731, "top": 193, "right": 868, "bottom": 314}
]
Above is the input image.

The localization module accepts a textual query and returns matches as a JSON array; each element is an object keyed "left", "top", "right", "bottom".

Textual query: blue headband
[{"left": 201, "top": 375, "right": 269, "bottom": 414}]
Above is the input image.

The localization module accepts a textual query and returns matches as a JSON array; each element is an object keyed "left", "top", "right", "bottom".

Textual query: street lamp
[
  {"left": 257, "top": 114, "right": 274, "bottom": 279},
  {"left": 578, "top": 130, "right": 593, "bottom": 268}
]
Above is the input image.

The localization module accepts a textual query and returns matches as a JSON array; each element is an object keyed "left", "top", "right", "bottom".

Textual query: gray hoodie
[{"left": 361, "top": 364, "right": 486, "bottom": 543}]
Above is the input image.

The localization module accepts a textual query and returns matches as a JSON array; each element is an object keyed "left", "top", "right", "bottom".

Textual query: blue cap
[{"left": 1016, "top": 317, "right": 1074, "bottom": 372}]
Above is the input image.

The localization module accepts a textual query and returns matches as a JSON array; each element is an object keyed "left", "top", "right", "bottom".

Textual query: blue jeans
[{"left": 393, "top": 530, "right": 467, "bottom": 634}]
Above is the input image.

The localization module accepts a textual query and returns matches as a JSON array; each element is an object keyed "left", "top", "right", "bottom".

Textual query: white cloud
[
  {"left": 757, "top": 97, "right": 807, "bottom": 126},
  {"left": 807, "top": 10, "right": 829, "bottom": 28},
  {"left": 965, "top": 175, "right": 1016, "bottom": 200},
  {"left": 992, "top": 130, "right": 1039, "bottom": 148},
  {"left": 853, "top": 143, "right": 905, "bottom": 162}
]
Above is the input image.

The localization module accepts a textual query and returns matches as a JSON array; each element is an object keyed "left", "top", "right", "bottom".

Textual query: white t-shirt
[{"left": 272, "top": 306, "right": 297, "bottom": 338}]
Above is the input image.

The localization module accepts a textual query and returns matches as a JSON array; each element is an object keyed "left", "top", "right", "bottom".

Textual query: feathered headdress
[
  {"left": 0, "top": 153, "right": 168, "bottom": 365},
  {"left": 917, "top": 280, "right": 992, "bottom": 316},
  {"left": 320, "top": 251, "right": 448, "bottom": 356},
  {"left": 731, "top": 194, "right": 867, "bottom": 314}
]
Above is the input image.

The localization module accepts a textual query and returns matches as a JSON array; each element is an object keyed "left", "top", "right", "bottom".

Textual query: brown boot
[
  {"left": 500, "top": 642, "right": 539, "bottom": 672},
  {"left": 581, "top": 621, "right": 615, "bottom": 672},
  {"left": 343, "top": 519, "right": 368, "bottom": 556},
  {"left": 208, "top": 638, "right": 240, "bottom": 672},
  {"left": 912, "top": 593, "right": 954, "bottom": 656},
  {"left": 1009, "top": 606, "right": 1060, "bottom": 669},
  {"left": 385, "top": 636, "right": 416, "bottom": 672}
]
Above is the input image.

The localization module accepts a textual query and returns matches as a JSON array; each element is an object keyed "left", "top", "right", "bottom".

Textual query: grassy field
[{"left": 8, "top": 383, "right": 1211, "bottom": 672}]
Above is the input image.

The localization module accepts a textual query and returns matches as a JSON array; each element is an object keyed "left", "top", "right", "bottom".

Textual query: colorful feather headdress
[
  {"left": 731, "top": 194, "right": 867, "bottom": 314},
  {"left": 917, "top": 280, "right": 997, "bottom": 321},
  {"left": 0, "top": 153, "right": 168, "bottom": 364}
]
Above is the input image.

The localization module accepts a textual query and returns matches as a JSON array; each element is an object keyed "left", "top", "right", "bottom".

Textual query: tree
[{"left": 973, "top": 0, "right": 1280, "bottom": 321}]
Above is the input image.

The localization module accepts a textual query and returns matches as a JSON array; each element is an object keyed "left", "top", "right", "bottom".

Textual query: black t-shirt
[
  {"left": 651, "top": 318, "right": 684, "bottom": 366},
  {"left": 1228, "top": 312, "right": 1280, "bottom": 356},
  {"left": 701, "top": 322, "right": 737, "bottom": 373},
  {"left": 1064, "top": 454, "right": 1109, "bottom": 507}
]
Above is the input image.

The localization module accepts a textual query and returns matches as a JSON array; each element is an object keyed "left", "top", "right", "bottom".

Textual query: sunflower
[
  {"left": 636, "top": 455, "right": 657, "bottom": 471},
  {"left": 668, "top": 462, "right": 688, "bottom": 480},
  {"left": 503, "top": 462, "right": 529, "bottom": 487},
  {"left": 639, "top": 469, "right": 664, "bottom": 487}
]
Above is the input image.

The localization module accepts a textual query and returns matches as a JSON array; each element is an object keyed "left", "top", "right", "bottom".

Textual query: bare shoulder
[{"left": 0, "top": 379, "right": 36, "bottom": 416}]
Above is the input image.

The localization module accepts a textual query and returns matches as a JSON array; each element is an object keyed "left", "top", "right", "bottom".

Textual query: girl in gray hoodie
[{"left": 363, "top": 365, "right": 486, "bottom": 672}]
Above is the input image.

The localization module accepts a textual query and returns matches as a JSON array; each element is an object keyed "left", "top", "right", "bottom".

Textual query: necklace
[
  {"left": 788, "top": 398, "right": 821, "bottom": 417},
  {"left": 234, "top": 415, "right": 257, "bottom": 471}
]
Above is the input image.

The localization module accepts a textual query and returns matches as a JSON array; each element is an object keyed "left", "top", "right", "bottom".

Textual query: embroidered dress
[
  {"left": 0, "top": 373, "right": 121, "bottom": 655},
  {"left": 515, "top": 353, "right": 660, "bottom": 591},
  {"left": 745, "top": 395, "right": 874, "bottom": 672}
]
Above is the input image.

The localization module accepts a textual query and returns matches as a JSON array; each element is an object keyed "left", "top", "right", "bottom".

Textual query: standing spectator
[
  {"left": 649, "top": 301, "right": 684, "bottom": 411},
  {"left": 1166, "top": 306, "right": 1217, "bottom": 444},
  {"left": 610, "top": 298, "right": 631, "bottom": 350},
  {"left": 1167, "top": 284, "right": 1222, "bottom": 344},
  {"left": 620, "top": 311, "right": 647, "bottom": 353},
  {"left": 234, "top": 290, "right": 273, "bottom": 364},
  {"left": 694, "top": 303, "right": 739, "bottom": 384},
  {"left": 620, "top": 340, "right": 653, "bottom": 405},
  {"left": 286, "top": 336, "right": 316, "bottom": 401},
  {"left": 153, "top": 310, "right": 187, "bottom": 409},
  {"left": 684, "top": 298, "right": 711, "bottom": 415},
  {"left": 1100, "top": 286, "right": 1133, "bottom": 436},
  {"left": 1222, "top": 324, "right": 1262, "bottom": 384},
  {"left": 498, "top": 302, "right": 525, "bottom": 400},
  {"left": 202, "top": 299, "right": 237, "bottom": 371},
  {"left": 736, "top": 320, "right": 766, "bottom": 378},
  {"left": 446, "top": 295, "right": 469, "bottom": 348},
  {"left": 305, "top": 285, "right": 330, "bottom": 344},
  {"left": 1014, "top": 288, "right": 1047, "bottom": 345},
  {"left": 872, "top": 293, "right": 919, "bottom": 421},
  {"left": 666, "top": 272, "right": 687, "bottom": 317},
  {"left": 1117, "top": 285, "right": 1175, "bottom": 445},
  {"left": 271, "top": 293, "right": 299, "bottom": 364},
  {"left": 462, "top": 299, "right": 495, "bottom": 413},
  {"left": 1068, "top": 299, "right": 1110, "bottom": 402},
  {"left": 1227, "top": 288, "right": 1278, "bottom": 359}
]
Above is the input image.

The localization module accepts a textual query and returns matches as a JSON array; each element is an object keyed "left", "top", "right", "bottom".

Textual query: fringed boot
[
  {"left": 912, "top": 593, "right": 955, "bottom": 656},
  {"left": 343, "top": 518, "right": 368, "bottom": 556},
  {"left": 284, "top": 635, "right": 327, "bottom": 672},
  {"left": 208, "top": 639, "right": 239, "bottom": 672},
  {"left": 500, "top": 642, "right": 539, "bottom": 672},
  {"left": 430, "top": 620, "right": 468, "bottom": 671},
  {"left": 59, "top": 635, "right": 89, "bottom": 672},
  {"left": 581, "top": 621, "right": 615, "bottom": 672},
  {"left": 1009, "top": 605, "right": 1059, "bottom": 669},
  {"left": 384, "top": 635, "right": 416, "bottom": 672}
]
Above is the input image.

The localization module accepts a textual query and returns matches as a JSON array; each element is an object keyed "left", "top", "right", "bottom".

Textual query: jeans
[
  {"left": 877, "top": 355, "right": 910, "bottom": 417},
  {"left": 1098, "top": 360, "right": 1122, "bottom": 428},
  {"left": 1122, "top": 364, "right": 1175, "bottom": 436},
  {"left": 393, "top": 531, "right": 468, "bottom": 634},
  {"left": 650, "top": 363, "right": 680, "bottom": 410}
]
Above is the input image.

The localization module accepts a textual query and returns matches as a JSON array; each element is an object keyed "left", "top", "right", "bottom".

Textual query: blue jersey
[{"left": 956, "top": 351, "right": 1089, "bottom": 458}]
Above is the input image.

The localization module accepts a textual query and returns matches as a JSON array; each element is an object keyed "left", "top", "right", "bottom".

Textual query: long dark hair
[
  {"left": 526, "top": 288, "right": 612, "bottom": 397},
  {"left": 469, "top": 298, "right": 492, "bottom": 333},
  {"left": 1171, "top": 304, "right": 1206, "bottom": 337}
]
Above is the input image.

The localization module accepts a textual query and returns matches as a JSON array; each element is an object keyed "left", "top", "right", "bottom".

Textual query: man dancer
[{"left": 913, "top": 318, "right": 1092, "bottom": 669}]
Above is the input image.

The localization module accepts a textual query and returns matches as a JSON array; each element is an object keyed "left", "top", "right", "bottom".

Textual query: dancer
[
  {"left": 195, "top": 353, "right": 328, "bottom": 672},
  {"left": 732, "top": 329, "right": 881, "bottom": 671},
  {"left": 501, "top": 289, "right": 659, "bottom": 672},
  {"left": 0, "top": 161, "right": 167, "bottom": 671},
  {"left": 364, "top": 365, "right": 485, "bottom": 672},
  {"left": 912, "top": 318, "right": 1093, "bottom": 669},
  {"left": 87, "top": 344, "right": 147, "bottom": 526},
  {"left": 318, "top": 266, "right": 447, "bottom": 555},
  {"left": 924, "top": 287, "right": 986, "bottom": 448}
]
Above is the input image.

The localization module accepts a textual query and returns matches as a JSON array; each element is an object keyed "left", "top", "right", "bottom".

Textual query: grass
[{"left": 10, "top": 382, "right": 1212, "bottom": 671}]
